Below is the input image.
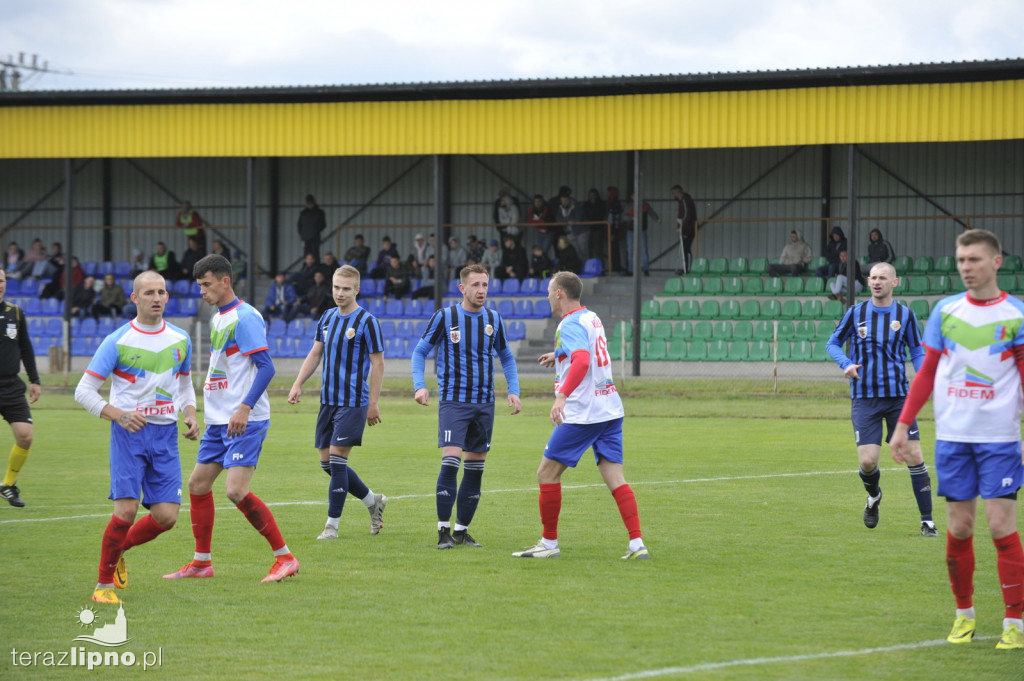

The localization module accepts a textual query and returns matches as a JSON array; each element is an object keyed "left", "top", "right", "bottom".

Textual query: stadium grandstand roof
[{"left": 1, "top": 58, "right": 1022, "bottom": 107}]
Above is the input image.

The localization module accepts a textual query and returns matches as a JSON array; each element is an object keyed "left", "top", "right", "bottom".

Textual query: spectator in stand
[
  {"left": 581, "top": 188, "right": 607, "bottom": 263},
  {"left": 606, "top": 186, "right": 625, "bottom": 274},
  {"left": 48, "top": 242, "right": 64, "bottom": 276},
  {"left": 766, "top": 230, "right": 814, "bottom": 277},
  {"left": 548, "top": 186, "right": 572, "bottom": 219},
  {"left": 318, "top": 253, "right": 340, "bottom": 280},
  {"left": 231, "top": 251, "right": 246, "bottom": 283},
  {"left": 498, "top": 235, "right": 528, "bottom": 281},
  {"left": 446, "top": 237, "right": 469, "bottom": 281},
  {"left": 411, "top": 255, "right": 437, "bottom": 300},
  {"left": 297, "top": 194, "right": 326, "bottom": 261},
  {"left": 410, "top": 233, "right": 429, "bottom": 269},
  {"left": 175, "top": 201, "right": 205, "bottom": 252},
  {"left": 554, "top": 189, "right": 587, "bottom": 261},
  {"left": 128, "top": 248, "right": 147, "bottom": 278},
  {"left": 179, "top": 236, "right": 203, "bottom": 282},
  {"left": 496, "top": 194, "right": 521, "bottom": 244},
  {"left": 553, "top": 235, "right": 582, "bottom": 275},
  {"left": 41, "top": 256, "right": 85, "bottom": 300},
  {"left": 342, "top": 234, "right": 371, "bottom": 274},
  {"left": 21, "top": 240, "right": 51, "bottom": 279},
  {"left": 290, "top": 253, "right": 319, "bottom": 297},
  {"left": 263, "top": 272, "right": 298, "bottom": 323},
  {"left": 671, "top": 184, "right": 699, "bottom": 275},
  {"left": 383, "top": 255, "right": 411, "bottom": 301},
  {"left": 866, "top": 228, "right": 896, "bottom": 272},
  {"left": 423, "top": 233, "right": 437, "bottom": 265},
  {"left": 148, "top": 242, "right": 180, "bottom": 282},
  {"left": 210, "top": 239, "right": 229, "bottom": 260},
  {"left": 529, "top": 244, "right": 554, "bottom": 279},
  {"left": 300, "top": 271, "right": 332, "bottom": 319},
  {"left": 70, "top": 275, "right": 97, "bottom": 320},
  {"left": 828, "top": 250, "right": 865, "bottom": 300},
  {"left": 481, "top": 239, "right": 502, "bottom": 279},
  {"left": 369, "top": 236, "right": 400, "bottom": 280},
  {"left": 4, "top": 243, "right": 24, "bottom": 280},
  {"left": 466, "top": 235, "right": 485, "bottom": 265},
  {"left": 622, "top": 191, "right": 661, "bottom": 276},
  {"left": 493, "top": 188, "right": 519, "bottom": 233},
  {"left": 93, "top": 273, "right": 127, "bottom": 319},
  {"left": 816, "top": 226, "right": 848, "bottom": 280},
  {"left": 527, "top": 194, "right": 554, "bottom": 256}
]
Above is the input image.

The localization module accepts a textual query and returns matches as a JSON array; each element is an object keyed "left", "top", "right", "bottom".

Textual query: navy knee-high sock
[
  {"left": 436, "top": 456, "right": 461, "bottom": 522},
  {"left": 907, "top": 463, "right": 933, "bottom": 521},
  {"left": 329, "top": 455, "right": 349, "bottom": 519},
  {"left": 456, "top": 460, "right": 485, "bottom": 527},
  {"left": 320, "top": 460, "right": 331, "bottom": 476},
  {"left": 347, "top": 466, "right": 370, "bottom": 500},
  {"left": 859, "top": 466, "right": 881, "bottom": 497}
]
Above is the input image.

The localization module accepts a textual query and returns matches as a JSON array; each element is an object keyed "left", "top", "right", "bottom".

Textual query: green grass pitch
[{"left": 1, "top": 387, "right": 1021, "bottom": 680}]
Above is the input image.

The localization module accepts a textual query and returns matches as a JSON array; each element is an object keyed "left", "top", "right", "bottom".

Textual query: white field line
[{"left": 0, "top": 466, "right": 885, "bottom": 525}]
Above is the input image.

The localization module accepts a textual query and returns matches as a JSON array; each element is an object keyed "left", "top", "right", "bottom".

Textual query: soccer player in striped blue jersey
[
  {"left": 412, "top": 263, "right": 521, "bottom": 549},
  {"left": 826, "top": 262, "right": 934, "bottom": 535},
  {"left": 288, "top": 265, "right": 389, "bottom": 539}
]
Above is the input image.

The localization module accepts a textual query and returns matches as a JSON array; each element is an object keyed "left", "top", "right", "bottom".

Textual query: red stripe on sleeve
[
  {"left": 898, "top": 347, "right": 940, "bottom": 425},
  {"left": 112, "top": 368, "right": 136, "bottom": 384},
  {"left": 557, "top": 350, "right": 591, "bottom": 397}
]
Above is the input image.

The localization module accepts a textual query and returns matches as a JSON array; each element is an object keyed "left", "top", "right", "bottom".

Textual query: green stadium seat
[
  {"left": 652, "top": 321, "right": 673, "bottom": 340},
  {"left": 678, "top": 300, "right": 700, "bottom": 319},
  {"left": 790, "top": 340, "right": 814, "bottom": 361},
  {"left": 609, "top": 341, "right": 632, "bottom": 361},
  {"left": 641, "top": 300, "right": 660, "bottom": 318},
  {"left": 722, "top": 276, "right": 743, "bottom": 295},
  {"left": 682, "top": 276, "right": 703, "bottom": 295},
  {"left": 690, "top": 258, "right": 709, "bottom": 275},
  {"left": 687, "top": 340, "right": 708, "bottom": 360},
  {"left": 733, "top": 321, "right": 753, "bottom": 340},
  {"left": 726, "top": 341, "right": 749, "bottom": 361},
  {"left": 709, "top": 257, "right": 729, "bottom": 275},
  {"left": 892, "top": 276, "right": 907, "bottom": 296},
  {"left": 803, "top": 277, "right": 824, "bottom": 296},
  {"left": 663, "top": 277, "right": 683, "bottom": 295},
  {"left": 720, "top": 299, "right": 741, "bottom": 318},
  {"left": 912, "top": 256, "right": 933, "bottom": 274},
  {"left": 894, "top": 255, "right": 912, "bottom": 273},
  {"left": 782, "top": 277, "right": 805, "bottom": 296},
  {"left": 671, "top": 321, "right": 693, "bottom": 339},
  {"left": 998, "top": 274, "right": 1017, "bottom": 293},
  {"left": 1004, "top": 255, "right": 1022, "bottom": 272},
  {"left": 793, "top": 320, "right": 816, "bottom": 341},
  {"left": 857, "top": 255, "right": 867, "bottom": 266},
  {"left": 777, "top": 320, "right": 796, "bottom": 341},
  {"left": 801, "top": 299, "right": 823, "bottom": 318},
  {"left": 749, "top": 257, "right": 768, "bottom": 274},
  {"left": 816, "top": 320, "right": 837, "bottom": 340},
  {"left": 749, "top": 340, "right": 772, "bottom": 361},
  {"left": 763, "top": 277, "right": 784, "bottom": 295},
  {"left": 666, "top": 339, "right": 687, "bottom": 360},
  {"left": 780, "top": 300, "right": 802, "bottom": 319},
  {"left": 739, "top": 300, "right": 761, "bottom": 319},
  {"left": 811, "top": 256, "right": 827, "bottom": 271},
  {"left": 692, "top": 321, "right": 713, "bottom": 340},
  {"left": 707, "top": 340, "right": 729, "bottom": 361},
  {"left": 699, "top": 300, "right": 720, "bottom": 318},
  {"left": 742, "top": 278, "right": 764, "bottom": 295},
  {"left": 641, "top": 321, "right": 655, "bottom": 340},
  {"left": 659, "top": 299, "right": 681, "bottom": 319},
  {"left": 775, "top": 340, "right": 792, "bottom": 361},
  {"left": 703, "top": 277, "right": 724, "bottom": 295},
  {"left": 608, "top": 321, "right": 632, "bottom": 340},
  {"left": 752, "top": 321, "right": 774, "bottom": 341},
  {"left": 823, "top": 299, "right": 843, "bottom": 318},
  {"left": 951, "top": 276, "right": 966, "bottom": 293},
  {"left": 909, "top": 299, "right": 930, "bottom": 320},
  {"left": 728, "top": 257, "right": 749, "bottom": 274},
  {"left": 909, "top": 277, "right": 930, "bottom": 295},
  {"left": 712, "top": 321, "right": 733, "bottom": 340},
  {"left": 761, "top": 299, "right": 782, "bottom": 318},
  {"left": 933, "top": 256, "right": 955, "bottom": 273},
  {"left": 643, "top": 340, "right": 668, "bottom": 360},
  {"left": 929, "top": 275, "right": 951, "bottom": 294},
  {"left": 812, "top": 341, "right": 830, "bottom": 361}
]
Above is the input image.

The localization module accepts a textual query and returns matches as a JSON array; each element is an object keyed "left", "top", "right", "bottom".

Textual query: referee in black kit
[{"left": 0, "top": 269, "right": 40, "bottom": 507}]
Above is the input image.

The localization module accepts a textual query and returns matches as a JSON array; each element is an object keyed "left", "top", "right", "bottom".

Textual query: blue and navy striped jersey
[
  {"left": 826, "top": 300, "right": 924, "bottom": 399},
  {"left": 420, "top": 304, "right": 511, "bottom": 403},
  {"left": 314, "top": 306, "right": 384, "bottom": 407}
]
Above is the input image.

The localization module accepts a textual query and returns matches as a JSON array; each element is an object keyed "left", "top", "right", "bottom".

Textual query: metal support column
[
  {"left": 245, "top": 158, "right": 256, "bottom": 303},
  {"left": 845, "top": 145, "right": 858, "bottom": 307},
  {"left": 432, "top": 155, "right": 447, "bottom": 310},
  {"left": 631, "top": 150, "right": 643, "bottom": 377},
  {"left": 101, "top": 158, "right": 113, "bottom": 262},
  {"left": 268, "top": 157, "right": 280, "bottom": 275},
  {"left": 63, "top": 159, "right": 74, "bottom": 376}
]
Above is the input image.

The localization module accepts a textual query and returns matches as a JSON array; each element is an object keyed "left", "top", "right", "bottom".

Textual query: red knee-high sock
[
  {"left": 236, "top": 492, "right": 287, "bottom": 554},
  {"left": 539, "top": 483, "right": 561, "bottom": 541},
  {"left": 946, "top": 532, "right": 975, "bottom": 610},
  {"left": 994, "top": 532, "right": 1024, "bottom": 619},
  {"left": 611, "top": 484, "right": 642, "bottom": 540},
  {"left": 120, "top": 514, "right": 170, "bottom": 553},
  {"left": 98, "top": 515, "right": 132, "bottom": 584},
  {"left": 190, "top": 491, "right": 215, "bottom": 557}
]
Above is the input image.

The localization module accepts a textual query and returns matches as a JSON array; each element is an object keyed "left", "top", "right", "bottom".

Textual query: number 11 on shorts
[{"left": 444, "top": 429, "right": 452, "bottom": 443}]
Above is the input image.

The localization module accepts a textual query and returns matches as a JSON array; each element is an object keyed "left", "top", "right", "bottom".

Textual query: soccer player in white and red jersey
[
  {"left": 891, "top": 229, "right": 1024, "bottom": 650},
  {"left": 165, "top": 254, "right": 298, "bottom": 584},
  {"left": 513, "top": 271, "right": 648, "bottom": 560},
  {"left": 75, "top": 271, "right": 198, "bottom": 604}
]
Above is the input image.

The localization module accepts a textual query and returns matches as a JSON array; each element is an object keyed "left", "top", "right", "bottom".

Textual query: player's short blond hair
[
  {"left": 459, "top": 263, "right": 489, "bottom": 284},
  {"left": 957, "top": 229, "right": 1002, "bottom": 256},
  {"left": 334, "top": 264, "right": 361, "bottom": 283},
  {"left": 551, "top": 271, "right": 583, "bottom": 300}
]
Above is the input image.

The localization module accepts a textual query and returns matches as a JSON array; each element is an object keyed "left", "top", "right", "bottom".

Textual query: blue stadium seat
[
  {"left": 22, "top": 298, "right": 41, "bottom": 315},
  {"left": 163, "top": 298, "right": 179, "bottom": 316},
  {"left": 44, "top": 318, "right": 62, "bottom": 337},
  {"left": 42, "top": 298, "right": 60, "bottom": 315},
  {"left": 488, "top": 279, "right": 502, "bottom": 295},
  {"left": 79, "top": 317, "right": 98, "bottom": 336},
  {"left": 581, "top": 258, "right": 603, "bottom": 278},
  {"left": 502, "top": 278, "right": 521, "bottom": 295},
  {"left": 172, "top": 279, "right": 192, "bottom": 296},
  {"left": 28, "top": 318, "right": 45, "bottom": 336},
  {"left": 177, "top": 298, "right": 198, "bottom": 316},
  {"left": 506, "top": 321, "right": 526, "bottom": 341},
  {"left": 287, "top": 319, "right": 308, "bottom": 338},
  {"left": 99, "top": 261, "right": 114, "bottom": 276},
  {"left": 498, "top": 300, "right": 516, "bottom": 318},
  {"left": 520, "top": 278, "right": 539, "bottom": 295},
  {"left": 532, "top": 300, "right": 552, "bottom": 319},
  {"left": 367, "top": 299, "right": 386, "bottom": 317},
  {"left": 97, "top": 317, "right": 116, "bottom": 336},
  {"left": 445, "top": 279, "right": 461, "bottom": 296},
  {"left": 19, "top": 278, "right": 39, "bottom": 296},
  {"left": 378, "top": 320, "right": 396, "bottom": 338},
  {"left": 4, "top": 279, "right": 19, "bottom": 296},
  {"left": 268, "top": 319, "right": 287, "bottom": 338},
  {"left": 385, "top": 300, "right": 403, "bottom": 317},
  {"left": 71, "top": 337, "right": 89, "bottom": 356},
  {"left": 403, "top": 298, "right": 424, "bottom": 317},
  {"left": 359, "top": 279, "right": 379, "bottom": 297},
  {"left": 295, "top": 336, "right": 314, "bottom": 357},
  {"left": 515, "top": 299, "right": 533, "bottom": 318},
  {"left": 114, "top": 261, "right": 131, "bottom": 278},
  {"left": 82, "top": 261, "right": 99, "bottom": 277},
  {"left": 415, "top": 320, "right": 429, "bottom": 338},
  {"left": 395, "top": 320, "right": 415, "bottom": 339}
]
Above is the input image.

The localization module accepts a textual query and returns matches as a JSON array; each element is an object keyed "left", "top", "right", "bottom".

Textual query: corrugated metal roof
[{"left": 1, "top": 58, "right": 1022, "bottom": 107}]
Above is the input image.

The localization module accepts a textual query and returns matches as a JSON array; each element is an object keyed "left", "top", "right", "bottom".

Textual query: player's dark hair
[
  {"left": 957, "top": 229, "right": 1001, "bottom": 255},
  {"left": 552, "top": 271, "right": 583, "bottom": 300},
  {"left": 193, "top": 254, "right": 232, "bottom": 281}
]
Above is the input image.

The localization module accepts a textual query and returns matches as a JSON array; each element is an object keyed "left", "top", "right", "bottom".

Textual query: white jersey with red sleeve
[{"left": 553, "top": 307, "right": 624, "bottom": 425}]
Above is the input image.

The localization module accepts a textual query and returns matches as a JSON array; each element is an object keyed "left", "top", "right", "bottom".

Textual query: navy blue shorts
[
  {"left": 315, "top": 404, "right": 368, "bottom": 449},
  {"left": 851, "top": 397, "right": 919, "bottom": 447},
  {"left": 437, "top": 401, "right": 494, "bottom": 453},
  {"left": 109, "top": 422, "right": 182, "bottom": 506},
  {"left": 543, "top": 418, "right": 624, "bottom": 468}
]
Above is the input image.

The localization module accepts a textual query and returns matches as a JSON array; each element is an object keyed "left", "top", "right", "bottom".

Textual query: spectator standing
[
  {"left": 480, "top": 239, "right": 502, "bottom": 279},
  {"left": 210, "top": 239, "right": 229, "bottom": 261},
  {"left": 383, "top": 255, "right": 411, "bottom": 300},
  {"left": 606, "top": 186, "right": 625, "bottom": 274},
  {"left": 343, "top": 234, "right": 371, "bottom": 274},
  {"left": 766, "top": 230, "right": 814, "bottom": 277},
  {"left": 581, "top": 188, "right": 607, "bottom": 263},
  {"left": 553, "top": 235, "right": 582, "bottom": 275},
  {"left": 179, "top": 236, "right": 203, "bottom": 282},
  {"left": 410, "top": 233, "right": 429, "bottom": 269},
  {"left": 175, "top": 201, "right": 205, "bottom": 253},
  {"left": 816, "top": 226, "right": 848, "bottom": 279},
  {"left": 21, "top": 240, "right": 51, "bottom": 279},
  {"left": 297, "top": 194, "right": 327, "bottom": 261},
  {"left": 466, "top": 235, "right": 485, "bottom": 265},
  {"left": 866, "top": 229, "right": 896, "bottom": 272},
  {"left": 622, "top": 192, "right": 660, "bottom": 276},
  {"left": 527, "top": 194, "right": 554, "bottom": 257},
  {"left": 671, "top": 185, "right": 698, "bottom": 274},
  {"left": 263, "top": 272, "right": 299, "bottom": 323},
  {"left": 446, "top": 237, "right": 469, "bottom": 281},
  {"left": 4, "top": 243, "right": 24, "bottom": 280},
  {"left": 555, "top": 191, "right": 587, "bottom": 261},
  {"left": 496, "top": 195, "right": 521, "bottom": 244},
  {"left": 94, "top": 273, "right": 127, "bottom": 319}
]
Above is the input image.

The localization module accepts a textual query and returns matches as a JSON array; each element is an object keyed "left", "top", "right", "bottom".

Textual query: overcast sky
[{"left": 2, "top": 0, "right": 1021, "bottom": 91}]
